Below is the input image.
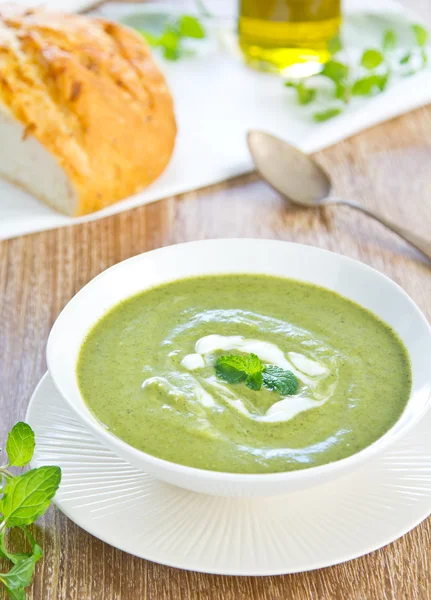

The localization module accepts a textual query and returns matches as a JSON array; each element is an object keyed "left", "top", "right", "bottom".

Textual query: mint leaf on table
[
  {"left": 179, "top": 15, "right": 205, "bottom": 39},
  {"left": 0, "top": 555, "right": 40, "bottom": 592},
  {"left": 285, "top": 81, "right": 316, "bottom": 105},
  {"left": 139, "top": 30, "right": 160, "bottom": 46},
  {"left": 0, "top": 532, "right": 42, "bottom": 600},
  {"left": 284, "top": 19, "right": 428, "bottom": 121},
  {"left": 412, "top": 23, "right": 428, "bottom": 47},
  {"left": 320, "top": 60, "right": 349, "bottom": 82},
  {"left": 335, "top": 81, "right": 350, "bottom": 103},
  {"left": 6, "top": 423, "right": 35, "bottom": 468},
  {"left": 352, "top": 73, "right": 389, "bottom": 96},
  {"left": 263, "top": 365, "right": 299, "bottom": 396},
  {"left": 0, "top": 586, "right": 26, "bottom": 600},
  {"left": 296, "top": 82, "right": 316, "bottom": 105},
  {"left": 313, "top": 107, "right": 342, "bottom": 122},
  {"left": 136, "top": 13, "right": 205, "bottom": 61},
  {"left": 159, "top": 28, "right": 182, "bottom": 60},
  {"left": 0, "top": 423, "right": 61, "bottom": 600},
  {"left": 1, "top": 466, "right": 61, "bottom": 528},
  {"left": 361, "top": 49, "right": 384, "bottom": 69},
  {"left": 400, "top": 51, "right": 412, "bottom": 65},
  {"left": 383, "top": 29, "right": 397, "bottom": 51}
]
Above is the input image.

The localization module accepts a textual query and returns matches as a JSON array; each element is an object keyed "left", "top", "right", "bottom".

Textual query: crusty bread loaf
[{"left": 0, "top": 5, "right": 176, "bottom": 216}]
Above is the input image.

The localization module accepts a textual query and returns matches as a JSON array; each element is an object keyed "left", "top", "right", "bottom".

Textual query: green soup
[{"left": 77, "top": 275, "right": 411, "bottom": 474}]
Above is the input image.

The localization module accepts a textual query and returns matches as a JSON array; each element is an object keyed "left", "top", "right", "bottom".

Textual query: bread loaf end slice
[{"left": 0, "top": 105, "right": 78, "bottom": 215}]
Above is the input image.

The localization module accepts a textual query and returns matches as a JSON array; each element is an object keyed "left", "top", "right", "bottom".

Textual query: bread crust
[{"left": 0, "top": 5, "right": 177, "bottom": 216}]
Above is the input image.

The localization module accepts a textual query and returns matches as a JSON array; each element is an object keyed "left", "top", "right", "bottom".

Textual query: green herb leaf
[
  {"left": 327, "top": 35, "right": 342, "bottom": 55},
  {"left": 263, "top": 366, "right": 299, "bottom": 396},
  {"left": 352, "top": 73, "right": 389, "bottom": 96},
  {"left": 321, "top": 60, "right": 349, "bottom": 83},
  {"left": 412, "top": 23, "right": 428, "bottom": 47},
  {"left": 313, "top": 107, "right": 342, "bottom": 122},
  {"left": 422, "top": 48, "right": 429, "bottom": 66},
  {"left": 0, "top": 425, "right": 60, "bottom": 600},
  {"left": 179, "top": 15, "right": 205, "bottom": 39},
  {"left": 0, "top": 556, "right": 39, "bottom": 591},
  {"left": 215, "top": 353, "right": 264, "bottom": 390},
  {"left": 399, "top": 51, "right": 412, "bottom": 65},
  {"left": 0, "top": 585, "right": 26, "bottom": 600},
  {"left": 158, "top": 28, "right": 182, "bottom": 60},
  {"left": 361, "top": 49, "right": 384, "bottom": 69},
  {"left": 383, "top": 29, "right": 397, "bottom": 51},
  {"left": 0, "top": 528, "right": 42, "bottom": 599},
  {"left": 138, "top": 30, "right": 160, "bottom": 46},
  {"left": 296, "top": 82, "right": 316, "bottom": 105},
  {"left": 334, "top": 81, "right": 350, "bottom": 103},
  {"left": 6, "top": 423, "right": 35, "bottom": 468},
  {"left": 1, "top": 466, "right": 61, "bottom": 528},
  {"left": 216, "top": 355, "right": 248, "bottom": 384},
  {"left": 245, "top": 371, "right": 263, "bottom": 391}
]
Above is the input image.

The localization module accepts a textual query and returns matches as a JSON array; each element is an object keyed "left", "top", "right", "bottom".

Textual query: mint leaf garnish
[
  {"left": 412, "top": 24, "right": 428, "bottom": 47},
  {"left": 216, "top": 355, "right": 248, "bottom": 384},
  {"left": 263, "top": 365, "right": 299, "bottom": 396},
  {"left": 216, "top": 353, "right": 264, "bottom": 390},
  {"left": 246, "top": 370, "right": 263, "bottom": 391},
  {"left": 313, "top": 108, "right": 342, "bottom": 122},
  {"left": 6, "top": 423, "right": 35, "bottom": 468},
  {"left": 215, "top": 353, "right": 298, "bottom": 395},
  {"left": 361, "top": 49, "right": 384, "bottom": 69}
]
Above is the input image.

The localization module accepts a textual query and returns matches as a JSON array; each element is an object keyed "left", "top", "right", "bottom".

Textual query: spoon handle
[{"left": 339, "top": 199, "right": 431, "bottom": 261}]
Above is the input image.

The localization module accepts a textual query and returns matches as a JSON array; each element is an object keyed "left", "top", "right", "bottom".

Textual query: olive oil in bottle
[{"left": 238, "top": 0, "right": 341, "bottom": 76}]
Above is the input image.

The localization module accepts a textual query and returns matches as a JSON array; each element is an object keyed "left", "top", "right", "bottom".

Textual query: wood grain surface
[{"left": 1, "top": 1, "right": 431, "bottom": 598}]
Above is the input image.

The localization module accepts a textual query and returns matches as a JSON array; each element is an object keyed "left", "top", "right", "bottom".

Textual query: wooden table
[{"left": 1, "top": 1, "right": 431, "bottom": 598}]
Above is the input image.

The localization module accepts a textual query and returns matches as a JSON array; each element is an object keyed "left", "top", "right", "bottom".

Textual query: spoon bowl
[{"left": 247, "top": 130, "right": 331, "bottom": 207}]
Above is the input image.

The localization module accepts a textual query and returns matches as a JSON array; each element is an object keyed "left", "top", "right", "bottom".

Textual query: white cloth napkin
[{"left": 0, "top": 0, "right": 429, "bottom": 240}]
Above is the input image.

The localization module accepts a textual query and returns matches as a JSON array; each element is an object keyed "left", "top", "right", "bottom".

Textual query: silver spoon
[{"left": 247, "top": 130, "right": 431, "bottom": 261}]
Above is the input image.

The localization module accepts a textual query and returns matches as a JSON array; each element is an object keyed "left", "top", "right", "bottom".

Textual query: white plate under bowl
[{"left": 27, "top": 373, "right": 431, "bottom": 576}]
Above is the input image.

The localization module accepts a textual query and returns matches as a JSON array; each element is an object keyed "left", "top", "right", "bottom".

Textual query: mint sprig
[
  {"left": 0, "top": 423, "right": 61, "bottom": 600},
  {"left": 284, "top": 22, "right": 429, "bottom": 122},
  {"left": 137, "top": 14, "right": 205, "bottom": 61},
  {"left": 215, "top": 353, "right": 298, "bottom": 395}
]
